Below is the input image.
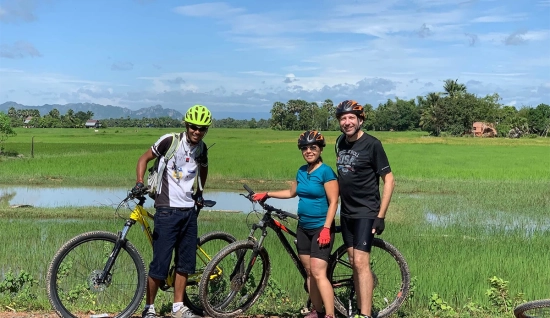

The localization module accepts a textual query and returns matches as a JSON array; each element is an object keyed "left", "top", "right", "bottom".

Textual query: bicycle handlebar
[
  {"left": 123, "top": 188, "right": 216, "bottom": 210},
  {"left": 242, "top": 184, "right": 299, "bottom": 221}
]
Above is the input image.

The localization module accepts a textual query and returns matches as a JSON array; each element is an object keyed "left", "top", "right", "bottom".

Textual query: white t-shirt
[{"left": 151, "top": 133, "right": 208, "bottom": 208}]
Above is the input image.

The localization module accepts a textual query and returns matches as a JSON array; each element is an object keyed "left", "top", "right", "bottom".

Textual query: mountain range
[{"left": 0, "top": 101, "right": 270, "bottom": 120}]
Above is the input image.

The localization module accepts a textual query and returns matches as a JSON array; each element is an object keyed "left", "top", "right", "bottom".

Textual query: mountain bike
[
  {"left": 46, "top": 188, "right": 236, "bottom": 318},
  {"left": 198, "top": 184, "right": 411, "bottom": 318},
  {"left": 514, "top": 299, "right": 550, "bottom": 318}
]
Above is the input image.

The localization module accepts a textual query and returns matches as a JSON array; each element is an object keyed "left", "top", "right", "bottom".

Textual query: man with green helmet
[{"left": 132, "top": 104, "right": 212, "bottom": 318}]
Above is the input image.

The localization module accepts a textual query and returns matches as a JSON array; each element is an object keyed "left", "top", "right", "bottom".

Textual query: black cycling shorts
[
  {"left": 296, "top": 225, "right": 335, "bottom": 262},
  {"left": 340, "top": 216, "right": 375, "bottom": 253}
]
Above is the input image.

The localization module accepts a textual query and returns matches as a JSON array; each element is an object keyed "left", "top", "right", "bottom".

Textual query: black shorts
[
  {"left": 340, "top": 216, "right": 375, "bottom": 253},
  {"left": 148, "top": 207, "right": 198, "bottom": 280},
  {"left": 296, "top": 225, "right": 335, "bottom": 262}
]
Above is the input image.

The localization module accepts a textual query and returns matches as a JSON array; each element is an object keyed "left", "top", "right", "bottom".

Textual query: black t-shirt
[{"left": 336, "top": 132, "right": 391, "bottom": 219}]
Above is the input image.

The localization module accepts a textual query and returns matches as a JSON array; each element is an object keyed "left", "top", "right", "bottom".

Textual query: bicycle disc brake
[{"left": 88, "top": 270, "right": 111, "bottom": 292}]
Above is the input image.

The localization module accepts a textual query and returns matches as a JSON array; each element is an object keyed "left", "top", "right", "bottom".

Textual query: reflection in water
[
  {"left": 0, "top": 185, "right": 300, "bottom": 213},
  {"left": 425, "top": 211, "right": 550, "bottom": 236}
]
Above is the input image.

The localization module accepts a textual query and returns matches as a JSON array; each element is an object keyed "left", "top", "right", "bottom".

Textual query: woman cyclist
[{"left": 253, "top": 130, "right": 339, "bottom": 318}]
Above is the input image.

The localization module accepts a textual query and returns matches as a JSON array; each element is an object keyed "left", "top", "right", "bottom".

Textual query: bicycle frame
[
  {"left": 242, "top": 204, "right": 309, "bottom": 292},
  {"left": 96, "top": 196, "right": 150, "bottom": 284},
  {"left": 98, "top": 194, "right": 222, "bottom": 288}
]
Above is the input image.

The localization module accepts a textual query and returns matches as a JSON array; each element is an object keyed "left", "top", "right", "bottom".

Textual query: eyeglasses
[
  {"left": 300, "top": 145, "right": 320, "bottom": 152},
  {"left": 188, "top": 124, "right": 208, "bottom": 132}
]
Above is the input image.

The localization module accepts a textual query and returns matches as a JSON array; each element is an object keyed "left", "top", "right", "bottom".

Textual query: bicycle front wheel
[
  {"left": 198, "top": 240, "right": 271, "bottom": 318},
  {"left": 184, "top": 231, "right": 237, "bottom": 315},
  {"left": 329, "top": 238, "right": 411, "bottom": 318},
  {"left": 47, "top": 231, "right": 146, "bottom": 318},
  {"left": 514, "top": 299, "right": 550, "bottom": 318}
]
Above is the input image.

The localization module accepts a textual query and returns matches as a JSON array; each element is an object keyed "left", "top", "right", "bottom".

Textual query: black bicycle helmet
[
  {"left": 335, "top": 100, "right": 365, "bottom": 119},
  {"left": 297, "top": 130, "right": 326, "bottom": 149}
]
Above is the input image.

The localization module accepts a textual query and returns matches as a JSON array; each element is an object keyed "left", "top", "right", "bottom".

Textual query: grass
[
  {"left": 1, "top": 128, "right": 549, "bottom": 188},
  {"left": 1, "top": 128, "right": 549, "bottom": 316}
]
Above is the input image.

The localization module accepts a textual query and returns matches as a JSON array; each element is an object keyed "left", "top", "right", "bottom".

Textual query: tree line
[
  {"left": 268, "top": 79, "right": 550, "bottom": 137},
  {"left": 2, "top": 79, "right": 549, "bottom": 138},
  {"left": 2, "top": 106, "right": 271, "bottom": 130}
]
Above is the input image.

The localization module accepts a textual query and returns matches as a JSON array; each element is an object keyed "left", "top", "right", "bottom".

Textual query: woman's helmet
[
  {"left": 184, "top": 105, "right": 212, "bottom": 126},
  {"left": 335, "top": 100, "right": 365, "bottom": 119},
  {"left": 297, "top": 130, "right": 326, "bottom": 149}
]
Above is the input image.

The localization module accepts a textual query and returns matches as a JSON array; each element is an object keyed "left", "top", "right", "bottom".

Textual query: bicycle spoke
[
  {"left": 200, "top": 241, "right": 271, "bottom": 317},
  {"left": 47, "top": 232, "right": 146, "bottom": 318}
]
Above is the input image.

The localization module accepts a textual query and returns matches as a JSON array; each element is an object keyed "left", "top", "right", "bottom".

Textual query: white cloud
[
  {"left": 471, "top": 14, "right": 527, "bottom": 23},
  {"left": 111, "top": 61, "right": 134, "bottom": 71},
  {"left": 1, "top": 0, "right": 549, "bottom": 114},
  {"left": 0, "top": 0, "right": 38, "bottom": 23},
  {"left": 0, "top": 41, "right": 41, "bottom": 58},
  {"left": 173, "top": 2, "right": 244, "bottom": 18},
  {"left": 239, "top": 71, "right": 280, "bottom": 77}
]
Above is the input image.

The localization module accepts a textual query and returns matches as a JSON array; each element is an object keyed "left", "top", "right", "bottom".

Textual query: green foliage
[
  {"left": 0, "top": 269, "right": 39, "bottom": 310},
  {"left": 485, "top": 276, "right": 524, "bottom": 314},
  {"left": 251, "top": 279, "right": 299, "bottom": 315},
  {"left": 428, "top": 293, "right": 457, "bottom": 317},
  {"left": 0, "top": 112, "right": 16, "bottom": 153},
  {"left": 263, "top": 80, "right": 549, "bottom": 138},
  {"left": 270, "top": 99, "right": 335, "bottom": 131},
  {"left": 0, "top": 129, "right": 548, "bottom": 316}
]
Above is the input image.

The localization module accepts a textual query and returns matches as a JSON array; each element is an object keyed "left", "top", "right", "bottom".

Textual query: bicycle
[
  {"left": 514, "top": 299, "right": 550, "bottom": 318},
  {"left": 198, "top": 184, "right": 411, "bottom": 318},
  {"left": 46, "top": 187, "right": 236, "bottom": 318}
]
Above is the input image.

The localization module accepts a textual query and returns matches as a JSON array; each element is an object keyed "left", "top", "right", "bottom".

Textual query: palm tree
[
  {"left": 420, "top": 92, "right": 444, "bottom": 136},
  {"left": 442, "top": 79, "right": 466, "bottom": 98}
]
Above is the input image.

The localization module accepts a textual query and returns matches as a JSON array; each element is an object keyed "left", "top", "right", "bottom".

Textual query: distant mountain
[
  {"left": 0, "top": 101, "right": 270, "bottom": 120},
  {"left": 0, "top": 101, "right": 184, "bottom": 120}
]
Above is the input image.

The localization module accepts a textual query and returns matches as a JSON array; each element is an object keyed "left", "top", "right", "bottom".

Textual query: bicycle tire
[
  {"left": 198, "top": 240, "right": 271, "bottom": 318},
  {"left": 329, "top": 238, "right": 411, "bottom": 318},
  {"left": 47, "top": 231, "right": 146, "bottom": 318},
  {"left": 514, "top": 299, "right": 550, "bottom": 318},
  {"left": 184, "top": 231, "right": 237, "bottom": 315}
]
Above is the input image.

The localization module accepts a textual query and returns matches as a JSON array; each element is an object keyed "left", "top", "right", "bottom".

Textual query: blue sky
[{"left": 0, "top": 0, "right": 549, "bottom": 117}]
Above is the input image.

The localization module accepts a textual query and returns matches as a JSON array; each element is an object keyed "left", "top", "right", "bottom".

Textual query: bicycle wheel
[
  {"left": 198, "top": 240, "right": 271, "bottom": 318},
  {"left": 184, "top": 231, "right": 237, "bottom": 315},
  {"left": 514, "top": 299, "right": 550, "bottom": 318},
  {"left": 329, "top": 238, "right": 411, "bottom": 318},
  {"left": 47, "top": 231, "right": 146, "bottom": 318}
]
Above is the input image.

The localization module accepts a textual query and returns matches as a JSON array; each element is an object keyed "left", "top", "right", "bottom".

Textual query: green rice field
[{"left": 1, "top": 128, "right": 549, "bottom": 317}]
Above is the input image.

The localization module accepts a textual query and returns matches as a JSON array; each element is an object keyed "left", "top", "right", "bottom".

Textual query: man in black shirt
[{"left": 334, "top": 100, "right": 395, "bottom": 318}]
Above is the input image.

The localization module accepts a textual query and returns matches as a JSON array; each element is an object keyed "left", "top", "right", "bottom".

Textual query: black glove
[
  {"left": 372, "top": 217, "right": 385, "bottom": 235},
  {"left": 131, "top": 182, "right": 145, "bottom": 196},
  {"left": 193, "top": 192, "right": 204, "bottom": 207}
]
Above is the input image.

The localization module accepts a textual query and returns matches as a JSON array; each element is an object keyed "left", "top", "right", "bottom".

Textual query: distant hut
[
  {"left": 472, "top": 122, "right": 497, "bottom": 137},
  {"left": 23, "top": 116, "right": 33, "bottom": 128},
  {"left": 85, "top": 119, "right": 101, "bottom": 129}
]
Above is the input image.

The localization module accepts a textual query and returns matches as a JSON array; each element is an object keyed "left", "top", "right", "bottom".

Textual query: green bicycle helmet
[{"left": 184, "top": 105, "right": 212, "bottom": 126}]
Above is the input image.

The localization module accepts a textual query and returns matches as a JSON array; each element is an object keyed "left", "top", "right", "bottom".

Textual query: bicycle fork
[
  {"left": 97, "top": 221, "right": 135, "bottom": 284},
  {"left": 219, "top": 231, "right": 266, "bottom": 309}
]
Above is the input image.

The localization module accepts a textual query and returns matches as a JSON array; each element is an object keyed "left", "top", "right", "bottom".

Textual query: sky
[{"left": 0, "top": 0, "right": 549, "bottom": 118}]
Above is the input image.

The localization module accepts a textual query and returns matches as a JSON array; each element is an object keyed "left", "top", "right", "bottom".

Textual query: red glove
[
  {"left": 317, "top": 227, "right": 331, "bottom": 245},
  {"left": 253, "top": 192, "right": 269, "bottom": 202}
]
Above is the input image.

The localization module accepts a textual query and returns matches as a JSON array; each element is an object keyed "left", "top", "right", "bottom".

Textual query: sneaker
[
  {"left": 353, "top": 315, "right": 372, "bottom": 318},
  {"left": 171, "top": 306, "right": 201, "bottom": 318},
  {"left": 141, "top": 307, "right": 156, "bottom": 318}
]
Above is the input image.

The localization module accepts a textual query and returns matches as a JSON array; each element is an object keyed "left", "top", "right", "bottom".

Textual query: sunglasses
[
  {"left": 300, "top": 145, "right": 320, "bottom": 152},
  {"left": 188, "top": 124, "right": 208, "bottom": 132}
]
